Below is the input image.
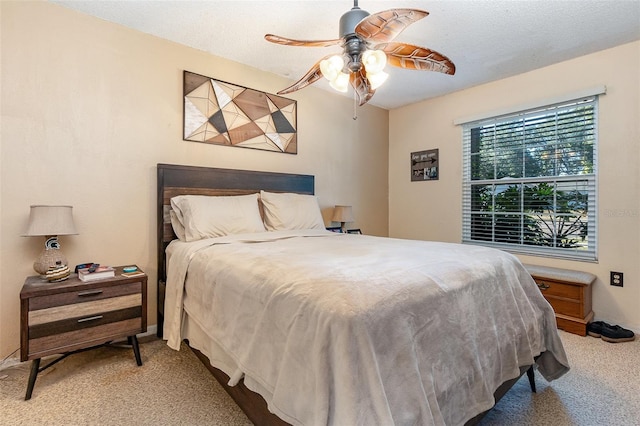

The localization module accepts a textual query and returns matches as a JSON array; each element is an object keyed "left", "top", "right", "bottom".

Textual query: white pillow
[
  {"left": 260, "top": 190, "right": 325, "bottom": 231},
  {"left": 170, "top": 194, "right": 266, "bottom": 241},
  {"left": 170, "top": 210, "right": 186, "bottom": 241}
]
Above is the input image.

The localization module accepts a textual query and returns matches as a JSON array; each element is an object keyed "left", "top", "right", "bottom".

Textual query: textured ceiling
[{"left": 52, "top": 0, "right": 640, "bottom": 110}]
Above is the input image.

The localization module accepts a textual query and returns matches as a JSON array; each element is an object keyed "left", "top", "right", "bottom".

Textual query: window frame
[{"left": 461, "top": 96, "right": 599, "bottom": 261}]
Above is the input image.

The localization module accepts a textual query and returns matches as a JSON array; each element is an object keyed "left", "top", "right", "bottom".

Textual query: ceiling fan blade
[
  {"left": 355, "top": 9, "right": 428, "bottom": 44},
  {"left": 379, "top": 42, "right": 456, "bottom": 75},
  {"left": 350, "top": 69, "right": 375, "bottom": 106},
  {"left": 277, "top": 57, "right": 329, "bottom": 95},
  {"left": 265, "top": 34, "right": 342, "bottom": 47}
]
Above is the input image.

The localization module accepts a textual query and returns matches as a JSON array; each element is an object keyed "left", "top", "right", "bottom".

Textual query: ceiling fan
[{"left": 265, "top": 0, "right": 456, "bottom": 108}]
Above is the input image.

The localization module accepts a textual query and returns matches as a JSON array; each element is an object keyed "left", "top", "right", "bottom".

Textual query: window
[{"left": 462, "top": 96, "right": 598, "bottom": 261}]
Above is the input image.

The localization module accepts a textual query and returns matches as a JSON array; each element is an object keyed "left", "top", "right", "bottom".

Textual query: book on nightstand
[
  {"left": 78, "top": 265, "right": 115, "bottom": 282},
  {"left": 121, "top": 270, "right": 145, "bottom": 278}
]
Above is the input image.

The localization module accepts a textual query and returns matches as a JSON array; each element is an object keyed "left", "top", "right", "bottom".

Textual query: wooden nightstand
[
  {"left": 524, "top": 264, "right": 595, "bottom": 336},
  {"left": 20, "top": 266, "right": 147, "bottom": 400}
]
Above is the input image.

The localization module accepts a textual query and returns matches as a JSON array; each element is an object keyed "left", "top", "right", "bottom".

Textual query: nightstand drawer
[
  {"left": 29, "top": 305, "right": 143, "bottom": 339},
  {"left": 533, "top": 278, "right": 581, "bottom": 300},
  {"left": 29, "top": 281, "right": 141, "bottom": 311},
  {"left": 29, "top": 317, "right": 142, "bottom": 359},
  {"left": 544, "top": 295, "right": 583, "bottom": 318},
  {"left": 29, "top": 293, "right": 141, "bottom": 325}
]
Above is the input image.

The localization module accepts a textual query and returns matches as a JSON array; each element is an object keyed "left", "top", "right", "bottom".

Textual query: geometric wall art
[{"left": 183, "top": 71, "right": 297, "bottom": 154}]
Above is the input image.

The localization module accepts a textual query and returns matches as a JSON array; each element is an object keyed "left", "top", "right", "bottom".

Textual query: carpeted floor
[
  {"left": 0, "top": 338, "right": 251, "bottom": 426},
  {"left": 1, "top": 331, "right": 638, "bottom": 425}
]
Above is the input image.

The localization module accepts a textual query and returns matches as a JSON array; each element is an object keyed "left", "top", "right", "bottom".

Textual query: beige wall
[
  {"left": 0, "top": 2, "right": 389, "bottom": 357},
  {"left": 390, "top": 41, "right": 640, "bottom": 331}
]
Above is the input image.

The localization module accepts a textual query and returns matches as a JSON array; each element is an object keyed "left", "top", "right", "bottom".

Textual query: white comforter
[{"left": 164, "top": 230, "right": 569, "bottom": 426}]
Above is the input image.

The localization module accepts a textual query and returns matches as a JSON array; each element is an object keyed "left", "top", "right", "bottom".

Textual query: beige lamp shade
[
  {"left": 332, "top": 205, "right": 355, "bottom": 233},
  {"left": 332, "top": 205, "right": 355, "bottom": 223},
  {"left": 23, "top": 205, "right": 78, "bottom": 276},
  {"left": 23, "top": 205, "right": 78, "bottom": 237}
]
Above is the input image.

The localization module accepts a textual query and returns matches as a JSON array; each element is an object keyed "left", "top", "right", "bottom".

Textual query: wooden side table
[
  {"left": 20, "top": 266, "right": 147, "bottom": 400},
  {"left": 524, "top": 264, "right": 595, "bottom": 336}
]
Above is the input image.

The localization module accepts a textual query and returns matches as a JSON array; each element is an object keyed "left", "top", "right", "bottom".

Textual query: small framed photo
[
  {"left": 347, "top": 229, "right": 362, "bottom": 234},
  {"left": 326, "top": 226, "right": 343, "bottom": 233},
  {"left": 411, "top": 148, "right": 439, "bottom": 181}
]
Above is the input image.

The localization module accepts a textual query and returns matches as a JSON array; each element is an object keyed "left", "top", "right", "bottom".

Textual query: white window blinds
[{"left": 462, "top": 96, "right": 598, "bottom": 261}]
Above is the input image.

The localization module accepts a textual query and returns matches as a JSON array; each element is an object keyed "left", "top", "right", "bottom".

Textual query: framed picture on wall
[
  {"left": 183, "top": 70, "right": 297, "bottom": 154},
  {"left": 411, "top": 149, "right": 439, "bottom": 181}
]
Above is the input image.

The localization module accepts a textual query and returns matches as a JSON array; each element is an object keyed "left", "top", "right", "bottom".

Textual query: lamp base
[{"left": 33, "top": 237, "right": 69, "bottom": 276}]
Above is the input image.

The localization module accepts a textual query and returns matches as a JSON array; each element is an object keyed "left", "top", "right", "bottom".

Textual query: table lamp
[
  {"left": 23, "top": 205, "right": 78, "bottom": 276},
  {"left": 331, "top": 205, "right": 355, "bottom": 233}
]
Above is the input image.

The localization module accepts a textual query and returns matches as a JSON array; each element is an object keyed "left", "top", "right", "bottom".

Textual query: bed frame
[
  {"left": 156, "top": 163, "right": 315, "bottom": 337},
  {"left": 156, "top": 163, "right": 535, "bottom": 426}
]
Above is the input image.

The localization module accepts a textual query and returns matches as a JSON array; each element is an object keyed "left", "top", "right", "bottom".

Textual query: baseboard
[
  {"left": 0, "top": 325, "right": 159, "bottom": 373},
  {"left": 140, "top": 325, "right": 158, "bottom": 339},
  {"left": 0, "top": 355, "right": 22, "bottom": 372}
]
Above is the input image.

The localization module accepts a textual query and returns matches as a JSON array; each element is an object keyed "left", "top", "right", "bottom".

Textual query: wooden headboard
[{"left": 156, "top": 163, "right": 315, "bottom": 337}]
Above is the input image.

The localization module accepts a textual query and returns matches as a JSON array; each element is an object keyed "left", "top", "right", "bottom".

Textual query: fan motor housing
[
  {"left": 339, "top": 7, "right": 369, "bottom": 37},
  {"left": 344, "top": 35, "right": 365, "bottom": 72}
]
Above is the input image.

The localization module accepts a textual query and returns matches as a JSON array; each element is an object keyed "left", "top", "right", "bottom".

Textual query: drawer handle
[
  {"left": 77, "top": 290, "right": 103, "bottom": 297},
  {"left": 537, "top": 281, "right": 550, "bottom": 291},
  {"left": 77, "top": 315, "right": 103, "bottom": 323}
]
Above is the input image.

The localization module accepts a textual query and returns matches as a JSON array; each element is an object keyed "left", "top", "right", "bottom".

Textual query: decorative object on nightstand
[
  {"left": 20, "top": 266, "right": 147, "bottom": 400},
  {"left": 44, "top": 262, "right": 71, "bottom": 282},
  {"left": 22, "top": 205, "right": 78, "bottom": 277},
  {"left": 331, "top": 205, "right": 355, "bottom": 234},
  {"left": 77, "top": 264, "right": 116, "bottom": 282}
]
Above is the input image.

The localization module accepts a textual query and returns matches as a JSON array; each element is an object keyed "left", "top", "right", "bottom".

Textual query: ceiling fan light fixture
[
  {"left": 320, "top": 55, "right": 345, "bottom": 81},
  {"left": 330, "top": 72, "right": 350, "bottom": 93},
  {"left": 265, "top": 3, "right": 455, "bottom": 107},
  {"left": 362, "top": 49, "right": 387, "bottom": 74},
  {"left": 367, "top": 70, "right": 389, "bottom": 90}
]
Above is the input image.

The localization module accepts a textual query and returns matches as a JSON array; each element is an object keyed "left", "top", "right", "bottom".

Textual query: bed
[{"left": 156, "top": 163, "right": 569, "bottom": 426}]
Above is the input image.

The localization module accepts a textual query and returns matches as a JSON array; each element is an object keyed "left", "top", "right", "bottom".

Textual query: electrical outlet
[{"left": 610, "top": 271, "right": 623, "bottom": 287}]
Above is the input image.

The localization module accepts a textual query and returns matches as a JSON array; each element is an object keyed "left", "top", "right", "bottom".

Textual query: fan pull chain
[{"left": 353, "top": 92, "right": 358, "bottom": 120}]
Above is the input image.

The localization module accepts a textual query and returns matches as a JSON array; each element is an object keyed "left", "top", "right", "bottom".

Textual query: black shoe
[
  {"left": 600, "top": 324, "right": 635, "bottom": 343},
  {"left": 587, "top": 321, "right": 609, "bottom": 338}
]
